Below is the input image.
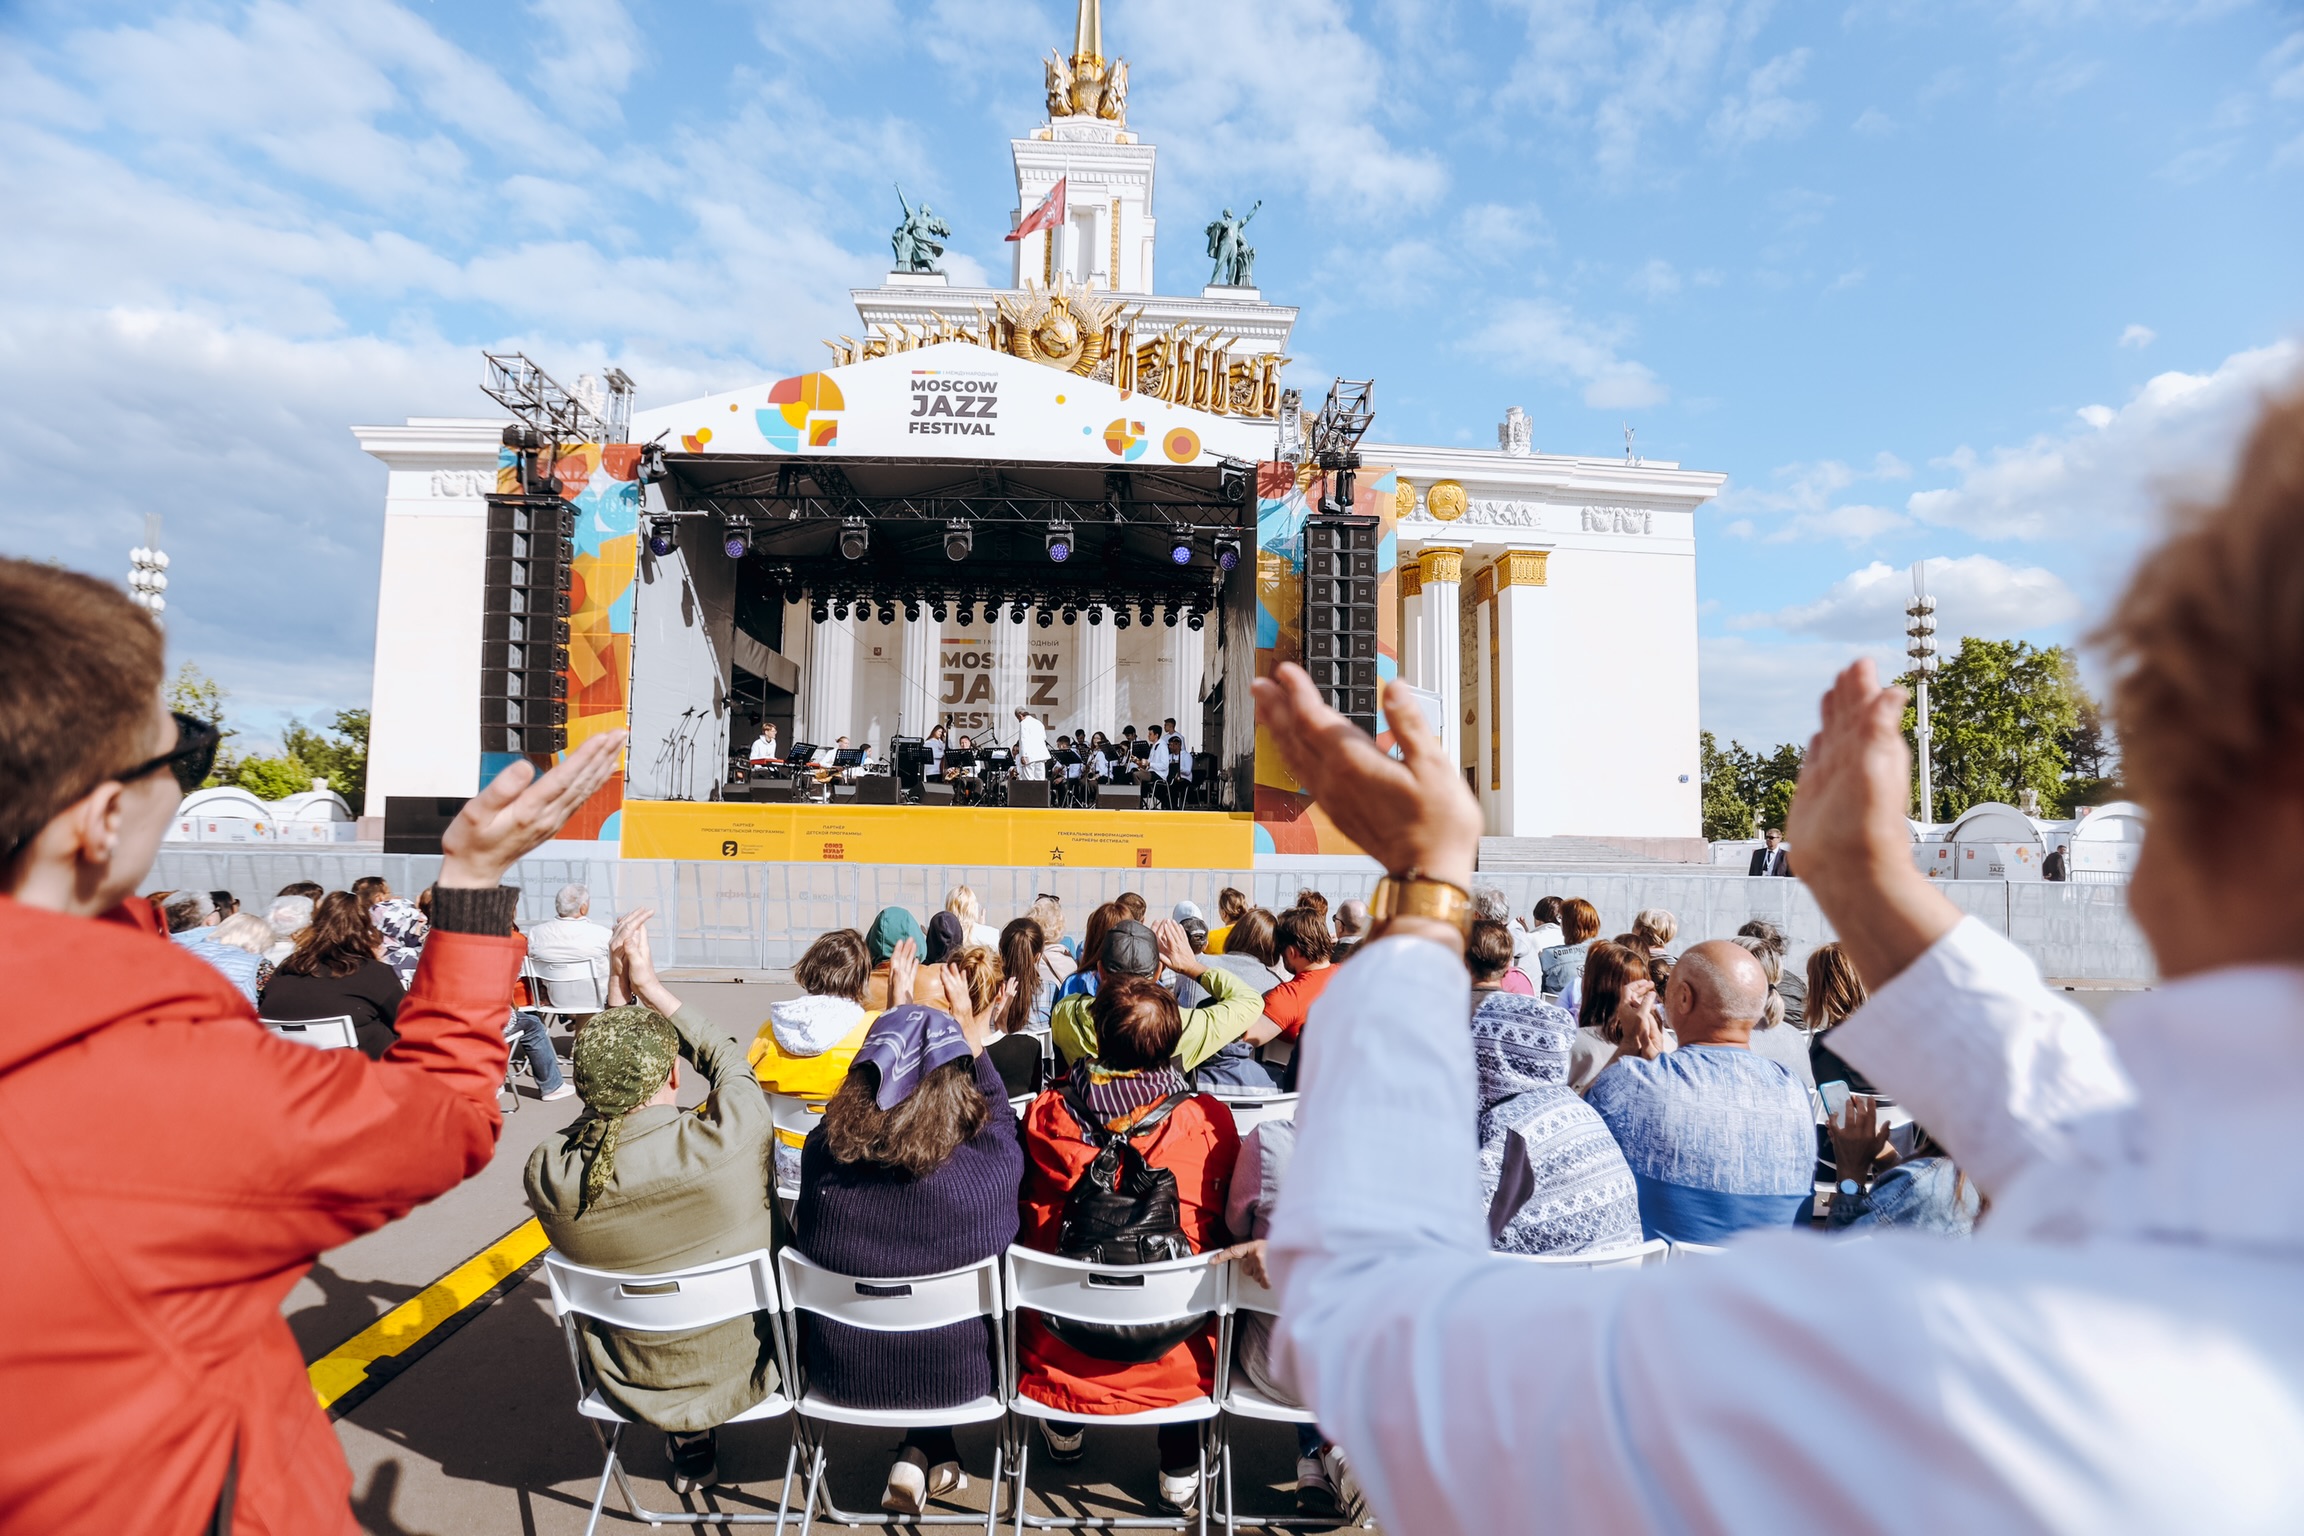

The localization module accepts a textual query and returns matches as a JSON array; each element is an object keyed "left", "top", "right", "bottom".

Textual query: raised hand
[
  {"left": 612, "top": 907, "right": 678, "bottom": 1016},
  {"left": 1788, "top": 661, "right": 1958, "bottom": 986},
  {"left": 1612, "top": 977, "right": 1665, "bottom": 1059},
  {"left": 440, "top": 731, "right": 627, "bottom": 889},
  {"left": 1152, "top": 917, "right": 1204, "bottom": 978},
  {"left": 1829, "top": 1093, "right": 1893, "bottom": 1188},
  {"left": 1250, "top": 666, "right": 1479, "bottom": 892},
  {"left": 887, "top": 936, "right": 919, "bottom": 1008}
]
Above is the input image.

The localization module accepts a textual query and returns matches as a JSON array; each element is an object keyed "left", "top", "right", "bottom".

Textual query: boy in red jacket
[{"left": 0, "top": 558, "right": 624, "bottom": 1536}]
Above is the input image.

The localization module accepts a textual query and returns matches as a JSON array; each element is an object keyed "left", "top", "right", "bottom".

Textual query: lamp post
[
  {"left": 1906, "top": 561, "right": 1937, "bottom": 824},
  {"left": 128, "top": 513, "right": 169, "bottom": 623}
]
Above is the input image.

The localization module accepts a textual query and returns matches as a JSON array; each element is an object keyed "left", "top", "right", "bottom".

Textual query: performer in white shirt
[
  {"left": 1250, "top": 408, "right": 2304, "bottom": 1536},
  {"left": 1013, "top": 706, "right": 1049, "bottom": 781},
  {"left": 747, "top": 724, "right": 778, "bottom": 766}
]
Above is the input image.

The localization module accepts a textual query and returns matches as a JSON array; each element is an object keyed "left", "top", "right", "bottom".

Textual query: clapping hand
[
  {"left": 943, "top": 967, "right": 1016, "bottom": 1052},
  {"left": 1612, "top": 976, "right": 1666, "bottom": 1059},
  {"left": 611, "top": 908, "right": 679, "bottom": 1017},
  {"left": 440, "top": 731, "right": 627, "bottom": 889},
  {"left": 1828, "top": 1093, "right": 1893, "bottom": 1189},
  {"left": 887, "top": 937, "right": 920, "bottom": 1007},
  {"left": 1153, "top": 917, "right": 1204, "bottom": 979}
]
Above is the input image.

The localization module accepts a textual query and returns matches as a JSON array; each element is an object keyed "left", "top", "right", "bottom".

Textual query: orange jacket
[
  {"left": 0, "top": 894, "right": 520, "bottom": 1536},
  {"left": 1013, "top": 1088, "right": 1238, "bottom": 1416}
]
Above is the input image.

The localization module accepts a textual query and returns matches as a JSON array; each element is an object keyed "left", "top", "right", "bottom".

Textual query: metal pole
[{"left": 1907, "top": 561, "right": 1936, "bottom": 824}]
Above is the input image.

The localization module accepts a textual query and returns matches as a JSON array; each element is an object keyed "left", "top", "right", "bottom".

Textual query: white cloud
[
  {"left": 2077, "top": 404, "right": 2116, "bottom": 428},
  {"left": 1466, "top": 298, "right": 1667, "bottom": 408},
  {"left": 1628, "top": 257, "right": 1682, "bottom": 298},
  {"left": 2272, "top": 31, "right": 2304, "bottom": 101},
  {"left": 1718, "top": 450, "right": 1913, "bottom": 544},
  {"left": 1700, "top": 634, "right": 1905, "bottom": 748},
  {"left": 1708, "top": 48, "right": 1818, "bottom": 149},
  {"left": 1499, "top": 0, "right": 1746, "bottom": 176},
  {"left": 1740, "top": 554, "right": 2085, "bottom": 642},
  {"left": 1905, "top": 340, "right": 2304, "bottom": 541},
  {"left": 1851, "top": 107, "right": 1895, "bottom": 136},
  {"left": 2119, "top": 323, "right": 2157, "bottom": 348}
]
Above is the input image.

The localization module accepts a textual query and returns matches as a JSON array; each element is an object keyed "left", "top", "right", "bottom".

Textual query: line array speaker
[
  {"left": 1300, "top": 515, "right": 1381, "bottom": 734},
  {"left": 480, "top": 494, "right": 574, "bottom": 755}
]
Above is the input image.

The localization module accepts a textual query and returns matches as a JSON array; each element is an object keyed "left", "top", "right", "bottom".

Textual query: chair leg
[
  {"left": 1011, "top": 1426, "right": 1032, "bottom": 1536},
  {"left": 1220, "top": 1432, "right": 1237, "bottom": 1536},
  {"left": 798, "top": 1434, "right": 825, "bottom": 1536},
  {"left": 776, "top": 1435, "right": 800, "bottom": 1536},
  {"left": 583, "top": 1423, "right": 622, "bottom": 1536},
  {"left": 984, "top": 1435, "right": 1006, "bottom": 1536}
]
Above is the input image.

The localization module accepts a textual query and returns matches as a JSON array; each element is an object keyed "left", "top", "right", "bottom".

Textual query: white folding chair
[
  {"left": 1003, "top": 1247, "right": 1226, "bottom": 1535},
  {"left": 768, "top": 1094, "right": 826, "bottom": 1220},
  {"left": 1215, "top": 1266, "right": 1355, "bottom": 1534},
  {"left": 777, "top": 1250, "right": 1009, "bottom": 1533},
  {"left": 527, "top": 953, "right": 610, "bottom": 1027},
  {"left": 1206, "top": 1094, "right": 1298, "bottom": 1138},
  {"left": 260, "top": 1014, "right": 359, "bottom": 1050},
  {"left": 1666, "top": 1239, "right": 1728, "bottom": 1259},
  {"left": 1503, "top": 1237, "right": 1671, "bottom": 1271},
  {"left": 542, "top": 1249, "right": 799, "bottom": 1535}
]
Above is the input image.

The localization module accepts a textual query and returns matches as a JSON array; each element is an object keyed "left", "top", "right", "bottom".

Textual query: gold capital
[
  {"left": 1417, "top": 546, "right": 1464, "bottom": 584},
  {"left": 1497, "top": 551, "right": 1550, "bottom": 589},
  {"left": 1400, "top": 563, "right": 1424, "bottom": 598}
]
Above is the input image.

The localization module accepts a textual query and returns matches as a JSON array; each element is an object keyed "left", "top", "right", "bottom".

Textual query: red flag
[{"left": 1006, "top": 177, "right": 1067, "bottom": 242}]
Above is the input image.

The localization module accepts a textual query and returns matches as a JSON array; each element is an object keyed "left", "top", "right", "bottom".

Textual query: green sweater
[
  {"left": 525, "top": 1004, "right": 780, "bottom": 1433},
  {"left": 1049, "top": 961, "right": 1260, "bottom": 1072}
]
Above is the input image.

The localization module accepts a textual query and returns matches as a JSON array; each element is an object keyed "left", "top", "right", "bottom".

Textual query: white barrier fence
[{"left": 146, "top": 847, "right": 2156, "bottom": 983}]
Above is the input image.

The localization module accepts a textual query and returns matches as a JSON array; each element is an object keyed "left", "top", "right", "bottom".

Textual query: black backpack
[{"left": 1041, "top": 1086, "right": 1208, "bottom": 1364}]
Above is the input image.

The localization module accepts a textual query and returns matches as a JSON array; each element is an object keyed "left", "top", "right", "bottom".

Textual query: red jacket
[
  {"left": 0, "top": 895, "right": 520, "bottom": 1536},
  {"left": 1014, "top": 1088, "right": 1238, "bottom": 1416}
]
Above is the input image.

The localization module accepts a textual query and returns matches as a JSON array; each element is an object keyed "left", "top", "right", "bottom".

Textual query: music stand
[
  {"left": 1052, "top": 748, "right": 1083, "bottom": 807},
  {"left": 832, "top": 747, "right": 866, "bottom": 770}
]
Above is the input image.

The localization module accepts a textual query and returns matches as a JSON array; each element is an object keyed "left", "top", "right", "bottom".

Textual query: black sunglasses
[{"left": 121, "top": 712, "right": 223, "bottom": 793}]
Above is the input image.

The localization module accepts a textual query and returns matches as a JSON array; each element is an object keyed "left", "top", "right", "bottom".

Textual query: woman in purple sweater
[{"left": 795, "top": 988, "right": 1023, "bottom": 1515}]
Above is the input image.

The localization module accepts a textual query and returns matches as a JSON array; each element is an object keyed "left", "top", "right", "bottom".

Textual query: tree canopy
[{"left": 1902, "top": 637, "right": 2111, "bottom": 821}]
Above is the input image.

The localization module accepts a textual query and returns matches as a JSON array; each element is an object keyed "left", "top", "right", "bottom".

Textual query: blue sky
[{"left": 4, "top": 0, "right": 2299, "bottom": 751}]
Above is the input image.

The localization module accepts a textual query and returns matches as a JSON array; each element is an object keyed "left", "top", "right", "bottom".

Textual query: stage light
[
  {"left": 877, "top": 602, "right": 897, "bottom": 625},
  {"left": 1169, "top": 534, "right": 1193, "bottom": 565},
  {"left": 1187, "top": 610, "right": 1205, "bottom": 631},
  {"left": 839, "top": 517, "right": 869, "bottom": 560},
  {"left": 1217, "top": 459, "right": 1251, "bottom": 501},
  {"left": 1114, "top": 607, "right": 1132, "bottom": 629},
  {"left": 904, "top": 600, "right": 920, "bottom": 621},
  {"left": 954, "top": 600, "right": 974, "bottom": 625},
  {"left": 1062, "top": 605, "right": 1079, "bottom": 625},
  {"left": 1037, "top": 608, "right": 1054, "bottom": 628},
  {"left": 831, "top": 599, "right": 848, "bottom": 620},
  {"left": 1046, "top": 522, "right": 1073, "bottom": 563},
  {"left": 1163, "top": 606, "right": 1179, "bottom": 626},
  {"left": 930, "top": 601, "right": 948, "bottom": 622},
  {"left": 646, "top": 519, "right": 677, "bottom": 558},
  {"left": 1213, "top": 534, "right": 1242, "bottom": 571},
  {"left": 722, "top": 520, "right": 752, "bottom": 560},
  {"left": 945, "top": 520, "right": 973, "bottom": 561},
  {"left": 1138, "top": 602, "right": 1157, "bottom": 627},
  {"left": 811, "top": 603, "right": 829, "bottom": 624},
  {"left": 1008, "top": 602, "right": 1026, "bottom": 625},
  {"left": 636, "top": 440, "right": 670, "bottom": 485}
]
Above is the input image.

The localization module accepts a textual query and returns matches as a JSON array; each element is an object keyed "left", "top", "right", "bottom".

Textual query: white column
[
  {"left": 1160, "top": 621, "right": 1204, "bottom": 747},
  {"left": 991, "top": 609, "right": 1030, "bottom": 746},
  {"left": 898, "top": 612, "right": 938, "bottom": 737},
  {"left": 1078, "top": 608, "right": 1117, "bottom": 739},
  {"left": 1399, "top": 563, "right": 1423, "bottom": 697},
  {"left": 1414, "top": 547, "right": 1464, "bottom": 772},
  {"left": 803, "top": 611, "right": 857, "bottom": 745},
  {"left": 1493, "top": 549, "right": 1554, "bottom": 837},
  {"left": 1472, "top": 570, "right": 1500, "bottom": 834}
]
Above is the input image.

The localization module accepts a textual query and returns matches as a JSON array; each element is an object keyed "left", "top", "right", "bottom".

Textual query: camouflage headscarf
[{"left": 565, "top": 1004, "right": 680, "bottom": 1217}]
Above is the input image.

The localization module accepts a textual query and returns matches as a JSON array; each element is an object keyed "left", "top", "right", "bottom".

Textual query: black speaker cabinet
[
  {"left": 1007, "top": 779, "right": 1051, "bottom": 808},
  {"left": 922, "top": 781, "right": 956, "bottom": 805},
  {"left": 382, "top": 795, "right": 469, "bottom": 854},
  {"left": 852, "top": 774, "right": 899, "bottom": 804}
]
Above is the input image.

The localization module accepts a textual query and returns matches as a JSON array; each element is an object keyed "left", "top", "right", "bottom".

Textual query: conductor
[{"left": 1014, "top": 706, "right": 1050, "bottom": 781}]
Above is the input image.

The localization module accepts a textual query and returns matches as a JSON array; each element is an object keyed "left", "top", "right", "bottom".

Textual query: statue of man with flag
[{"left": 891, "top": 185, "right": 950, "bottom": 274}]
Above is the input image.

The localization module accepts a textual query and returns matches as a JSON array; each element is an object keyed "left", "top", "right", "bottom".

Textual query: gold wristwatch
[{"left": 1368, "top": 871, "right": 1474, "bottom": 935}]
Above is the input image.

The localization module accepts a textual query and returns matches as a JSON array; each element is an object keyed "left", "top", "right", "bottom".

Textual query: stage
[{"left": 620, "top": 799, "right": 1255, "bottom": 868}]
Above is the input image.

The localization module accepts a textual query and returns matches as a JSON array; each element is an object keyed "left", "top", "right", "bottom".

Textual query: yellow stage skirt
[{"left": 619, "top": 800, "right": 1256, "bottom": 869}]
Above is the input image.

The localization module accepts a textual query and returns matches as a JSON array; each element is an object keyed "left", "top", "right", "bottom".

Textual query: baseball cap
[
  {"left": 1171, "top": 900, "right": 1205, "bottom": 924},
  {"left": 1100, "top": 919, "right": 1160, "bottom": 977}
]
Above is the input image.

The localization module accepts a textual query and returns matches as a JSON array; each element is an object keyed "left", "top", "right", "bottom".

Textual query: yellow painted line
[{"left": 308, "top": 1217, "right": 549, "bottom": 1412}]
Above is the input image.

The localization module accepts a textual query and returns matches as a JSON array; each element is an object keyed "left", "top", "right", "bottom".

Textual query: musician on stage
[
  {"left": 924, "top": 723, "right": 947, "bottom": 776},
  {"left": 944, "top": 734, "right": 983, "bottom": 806},
  {"left": 1087, "top": 732, "right": 1117, "bottom": 783},
  {"left": 1013, "top": 706, "right": 1049, "bottom": 781},
  {"left": 1162, "top": 733, "right": 1194, "bottom": 810},
  {"left": 747, "top": 723, "right": 779, "bottom": 767}
]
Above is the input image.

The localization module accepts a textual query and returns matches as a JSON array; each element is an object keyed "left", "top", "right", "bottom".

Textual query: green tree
[
  {"left": 233, "top": 753, "right": 317, "bottom": 800},
  {"left": 1699, "top": 731, "right": 1752, "bottom": 842},
  {"left": 281, "top": 708, "right": 369, "bottom": 806},
  {"left": 1902, "top": 638, "right": 2083, "bottom": 822},
  {"left": 165, "top": 662, "right": 240, "bottom": 785},
  {"left": 2056, "top": 692, "right": 2120, "bottom": 815},
  {"left": 1700, "top": 732, "right": 1804, "bottom": 841}
]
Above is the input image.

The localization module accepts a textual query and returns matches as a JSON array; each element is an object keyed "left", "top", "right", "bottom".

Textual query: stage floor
[{"left": 620, "top": 799, "right": 1256, "bottom": 867}]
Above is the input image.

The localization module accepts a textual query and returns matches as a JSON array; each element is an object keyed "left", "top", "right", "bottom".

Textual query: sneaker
[
  {"left": 1322, "top": 1445, "right": 1372, "bottom": 1526},
  {"left": 880, "top": 1447, "right": 967, "bottom": 1514},
  {"left": 666, "top": 1429, "right": 717, "bottom": 1494},
  {"left": 1156, "top": 1468, "right": 1201, "bottom": 1517},
  {"left": 1295, "top": 1453, "right": 1340, "bottom": 1517},
  {"left": 1039, "top": 1422, "right": 1086, "bottom": 1464},
  {"left": 541, "top": 1084, "right": 576, "bottom": 1102}
]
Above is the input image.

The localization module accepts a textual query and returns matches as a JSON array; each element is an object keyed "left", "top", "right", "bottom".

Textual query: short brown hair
[
  {"left": 1559, "top": 899, "right": 1601, "bottom": 944},
  {"left": 279, "top": 890, "right": 379, "bottom": 980},
  {"left": 1275, "top": 906, "right": 1333, "bottom": 966},
  {"left": 1804, "top": 941, "right": 1868, "bottom": 1032},
  {"left": 352, "top": 876, "right": 389, "bottom": 909},
  {"left": 1466, "top": 918, "right": 1515, "bottom": 982},
  {"left": 2100, "top": 389, "right": 2304, "bottom": 846},
  {"left": 0, "top": 560, "right": 166, "bottom": 877},
  {"left": 1579, "top": 941, "right": 1650, "bottom": 1039},
  {"left": 1216, "top": 886, "right": 1249, "bottom": 923},
  {"left": 1532, "top": 895, "right": 1566, "bottom": 927},
  {"left": 1091, "top": 976, "right": 1183, "bottom": 1069},
  {"left": 1227, "top": 907, "right": 1280, "bottom": 967},
  {"left": 1114, "top": 890, "right": 1148, "bottom": 921},
  {"left": 795, "top": 929, "right": 870, "bottom": 1002},
  {"left": 821, "top": 1058, "right": 988, "bottom": 1178},
  {"left": 944, "top": 944, "right": 1001, "bottom": 1014},
  {"left": 1080, "top": 901, "right": 1127, "bottom": 978},
  {"left": 1293, "top": 888, "right": 1330, "bottom": 923}
]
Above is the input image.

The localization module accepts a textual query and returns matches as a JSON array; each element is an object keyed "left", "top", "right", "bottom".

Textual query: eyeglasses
[{"left": 120, "top": 712, "right": 223, "bottom": 793}]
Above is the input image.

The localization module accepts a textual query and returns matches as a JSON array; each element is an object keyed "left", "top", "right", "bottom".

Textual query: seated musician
[
  {"left": 1140, "top": 732, "right": 1171, "bottom": 806},
  {"left": 1163, "top": 735, "right": 1194, "bottom": 809},
  {"left": 807, "top": 736, "right": 849, "bottom": 798},
  {"left": 944, "top": 734, "right": 983, "bottom": 805},
  {"left": 748, "top": 723, "right": 779, "bottom": 769},
  {"left": 924, "top": 724, "right": 947, "bottom": 776}
]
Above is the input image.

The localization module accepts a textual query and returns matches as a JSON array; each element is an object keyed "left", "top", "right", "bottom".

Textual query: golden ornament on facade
[
  {"left": 1427, "top": 480, "right": 1468, "bottom": 521},
  {"left": 997, "top": 279, "right": 1116, "bottom": 376},
  {"left": 1395, "top": 478, "right": 1418, "bottom": 519},
  {"left": 1418, "top": 546, "right": 1465, "bottom": 584},
  {"left": 1497, "top": 550, "right": 1550, "bottom": 589}
]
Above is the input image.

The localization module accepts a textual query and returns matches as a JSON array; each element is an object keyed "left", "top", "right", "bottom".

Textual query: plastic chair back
[
  {"left": 1210, "top": 1092, "right": 1298, "bottom": 1136},
  {"left": 527, "top": 954, "right": 608, "bottom": 1012},
  {"left": 543, "top": 1248, "right": 778, "bottom": 1334},
  {"left": 1506, "top": 1237, "right": 1671, "bottom": 1270},
  {"left": 261, "top": 1014, "right": 359, "bottom": 1050},
  {"left": 780, "top": 1249, "right": 1003, "bottom": 1337},
  {"left": 1004, "top": 1246, "right": 1224, "bottom": 1331}
]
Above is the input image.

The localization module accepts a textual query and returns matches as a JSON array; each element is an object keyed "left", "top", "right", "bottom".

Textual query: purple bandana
[{"left": 852, "top": 1003, "right": 973, "bottom": 1109}]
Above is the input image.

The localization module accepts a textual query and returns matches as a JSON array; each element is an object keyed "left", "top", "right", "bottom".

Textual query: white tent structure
[
  {"left": 2068, "top": 800, "right": 2146, "bottom": 884},
  {"left": 270, "top": 786, "right": 358, "bottom": 844},
  {"left": 171, "top": 786, "right": 274, "bottom": 845},
  {"left": 1915, "top": 801, "right": 2049, "bottom": 881}
]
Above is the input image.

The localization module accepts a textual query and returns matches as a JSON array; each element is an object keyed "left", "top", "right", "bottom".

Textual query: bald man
[{"left": 1582, "top": 940, "right": 1815, "bottom": 1243}]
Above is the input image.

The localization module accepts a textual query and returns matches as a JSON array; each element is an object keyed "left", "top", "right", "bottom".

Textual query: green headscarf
[
  {"left": 566, "top": 1004, "right": 680, "bottom": 1217},
  {"left": 866, "top": 906, "right": 924, "bottom": 965}
]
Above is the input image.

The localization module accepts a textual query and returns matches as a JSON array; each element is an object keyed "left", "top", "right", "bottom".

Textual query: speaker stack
[
  {"left": 1301, "top": 514, "right": 1382, "bottom": 734},
  {"left": 479, "top": 436, "right": 574, "bottom": 759}
]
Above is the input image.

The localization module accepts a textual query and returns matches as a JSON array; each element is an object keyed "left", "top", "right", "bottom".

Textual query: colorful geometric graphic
[
  {"left": 680, "top": 426, "right": 714, "bottom": 453},
  {"left": 1162, "top": 426, "right": 1202, "bottom": 463},
  {"left": 757, "top": 373, "right": 847, "bottom": 451},
  {"left": 1103, "top": 417, "right": 1149, "bottom": 460}
]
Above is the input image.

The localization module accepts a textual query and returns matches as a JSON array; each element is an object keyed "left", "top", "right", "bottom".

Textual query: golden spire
[{"left": 1073, "top": 0, "right": 1103, "bottom": 67}]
